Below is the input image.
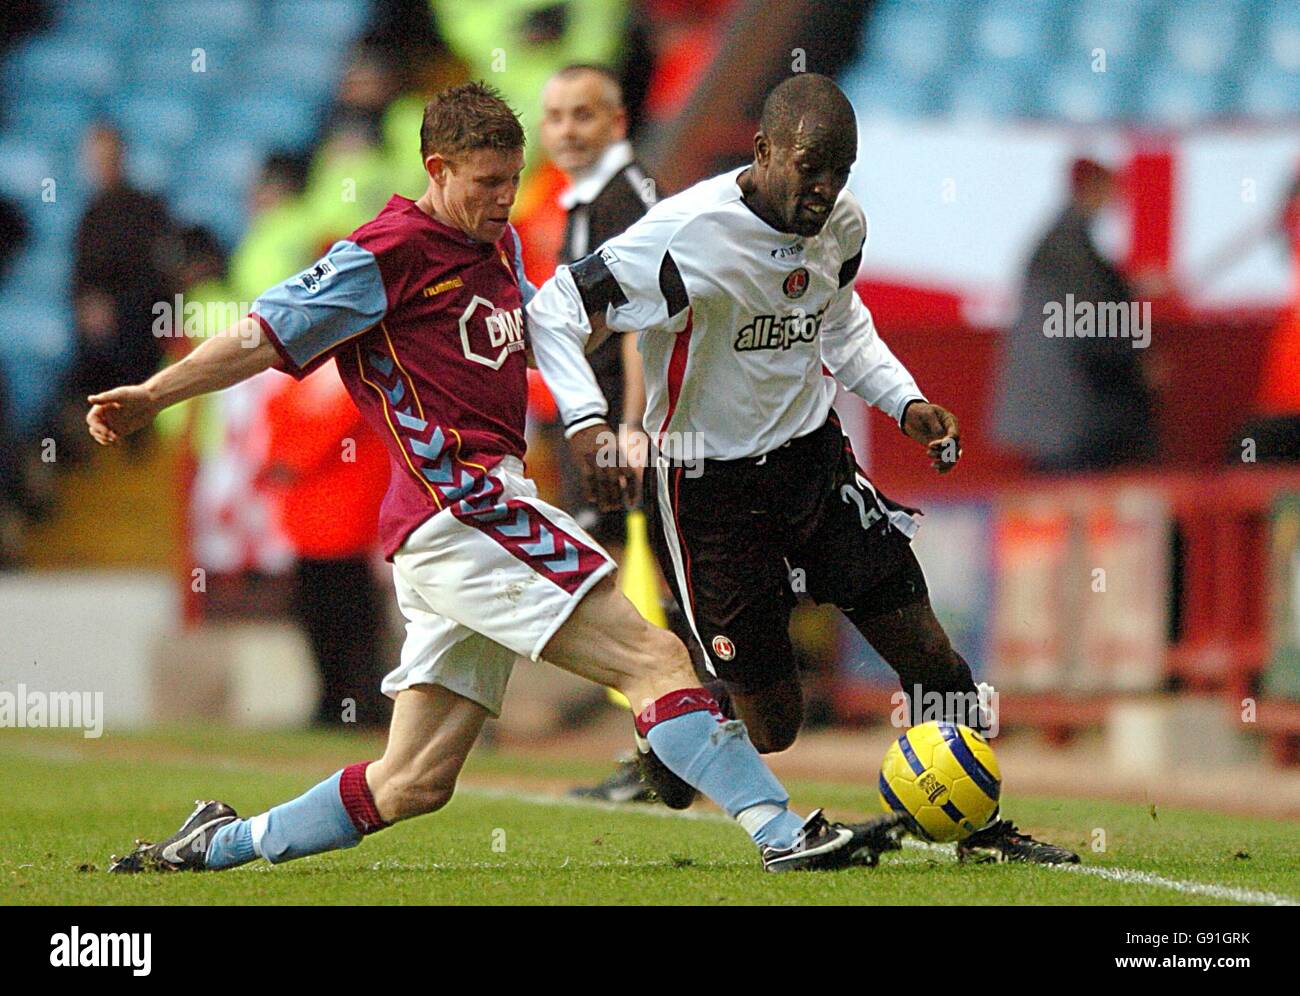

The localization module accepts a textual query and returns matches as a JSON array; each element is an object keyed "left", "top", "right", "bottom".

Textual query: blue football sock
[
  {"left": 206, "top": 770, "right": 362, "bottom": 869},
  {"left": 206, "top": 819, "right": 256, "bottom": 870},
  {"left": 642, "top": 696, "right": 801, "bottom": 849},
  {"left": 747, "top": 807, "right": 805, "bottom": 849}
]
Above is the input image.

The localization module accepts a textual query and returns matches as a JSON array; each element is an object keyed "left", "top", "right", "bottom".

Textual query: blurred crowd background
[{"left": 1, "top": 1, "right": 1299, "bottom": 778}]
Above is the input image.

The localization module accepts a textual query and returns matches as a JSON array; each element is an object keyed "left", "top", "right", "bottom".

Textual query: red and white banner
[{"left": 848, "top": 119, "right": 1300, "bottom": 320}]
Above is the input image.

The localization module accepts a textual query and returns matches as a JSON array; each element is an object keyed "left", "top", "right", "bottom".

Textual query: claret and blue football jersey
[{"left": 251, "top": 195, "right": 535, "bottom": 559}]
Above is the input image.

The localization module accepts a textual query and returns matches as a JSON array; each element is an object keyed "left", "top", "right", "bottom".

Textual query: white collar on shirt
[{"left": 558, "top": 140, "right": 635, "bottom": 210}]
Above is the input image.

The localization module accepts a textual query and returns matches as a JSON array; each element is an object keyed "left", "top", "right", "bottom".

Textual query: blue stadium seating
[
  {"left": 1263, "top": 2, "right": 1300, "bottom": 73},
  {"left": 54, "top": 0, "right": 143, "bottom": 46},
  {"left": 841, "top": 0, "right": 1292, "bottom": 124},
  {"left": 5, "top": 247, "right": 71, "bottom": 302},
  {"left": 217, "top": 92, "right": 323, "bottom": 152},
  {"left": 0, "top": 0, "right": 372, "bottom": 425},
  {"left": 1237, "top": 64, "right": 1300, "bottom": 118},
  {"left": 124, "top": 142, "right": 178, "bottom": 196},
  {"left": 1160, "top": 0, "right": 1247, "bottom": 76},
  {"left": 0, "top": 299, "right": 74, "bottom": 433},
  {"left": 948, "top": 65, "right": 1037, "bottom": 119},
  {"left": 839, "top": 64, "right": 949, "bottom": 118},
  {"left": 1068, "top": 0, "right": 1163, "bottom": 66},
  {"left": 1137, "top": 68, "right": 1230, "bottom": 124},
  {"left": 1037, "top": 64, "right": 1135, "bottom": 123},
  {"left": 5, "top": 96, "right": 97, "bottom": 153},
  {"left": 171, "top": 182, "right": 248, "bottom": 250},
  {"left": 117, "top": 95, "right": 203, "bottom": 152},
  {"left": 173, "top": 139, "right": 264, "bottom": 200},
  {"left": 267, "top": 0, "right": 372, "bottom": 45},
  {"left": 0, "top": 136, "right": 54, "bottom": 201},
  {"left": 861, "top": 0, "right": 961, "bottom": 82},
  {"left": 155, "top": 0, "right": 259, "bottom": 49},
  {"left": 4, "top": 39, "right": 120, "bottom": 100},
  {"left": 968, "top": 0, "right": 1064, "bottom": 72},
  {"left": 242, "top": 41, "right": 345, "bottom": 102},
  {"left": 123, "top": 44, "right": 239, "bottom": 98}
]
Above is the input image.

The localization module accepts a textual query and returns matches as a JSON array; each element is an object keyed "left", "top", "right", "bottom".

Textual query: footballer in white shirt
[{"left": 529, "top": 73, "right": 1078, "bottom": 865}]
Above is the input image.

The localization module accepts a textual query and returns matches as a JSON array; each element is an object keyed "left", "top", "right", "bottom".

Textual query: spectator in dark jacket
[
  {"left": 61, "top": 124, "right": 178, "bottom": 455},
  {"left": 992, "top": 159, "right": 1156, "bottom": 472}
]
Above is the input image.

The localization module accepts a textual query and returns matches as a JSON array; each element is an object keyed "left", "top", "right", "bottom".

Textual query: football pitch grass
[{"left": 2, "top": 727, "right": 1297, "bottom": 905}]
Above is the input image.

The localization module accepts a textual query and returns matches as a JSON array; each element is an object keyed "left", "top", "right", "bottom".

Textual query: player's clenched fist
[
  {"left": 567, "top": 421, "right": 628, "bottom": 512},
  {"left": 86, "top": 385, "right": 161, "bottom": 446},
  {"left": 902, "top": 401, "right": 961, "bottom": 474}
]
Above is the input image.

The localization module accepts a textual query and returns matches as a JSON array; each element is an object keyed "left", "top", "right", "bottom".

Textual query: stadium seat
[
  {"left": 155, "top": 0, "right": 258, "bottom": 49},
  {"left": 117, "top": 95, "right": 202, "bottom": 152},
  {"left": 3, "top": 39, "right": 119, "bottom": 100},
  {"left": 1068, "top": 0, "right": 1163, "bottom": 66},
  {"left": 173, "top": 139, "right": 263, "bottom": 201},
  {"left": 266, "top": 0, "right": 373, "bottom": 45},
  {"left": 216, "top": 93, "right": 322, "bottom": 153},
  {"left": 53, "top": 0, "right": 144, "bottom": 46},
  {"left": 124, "top": 143, "right": 176, "bottom": 196},
  {"left": 0, "top": 136, "right": 55, "bottom": 201},
  {"left": 25, "top": 192, "right": 87, "bottom": 244},
  {"left": 1037, "top": 63, "right": 1135, "bottom": 122},
  {"left": 1160, "top": 0, "right": 1247, "bottom": 76},
  {"left": 968, "top": 0, "right": 1063, "bottom": 71},
  {"left": 171, "top": 182, "right": 248, "bottom": 249},
  {"left": 1236, "top": 65, "right": 1300, "bottom": 119},
  {"left": 4, "top": 247, "right": 72, "bottom": 300},
  {"left": 859, "top": 0, "right": 961, "bottom": 82},
  {"left": 1136, "top": 68, "right": 1229, "bottom": 124},
  {"left": 0, "top": 300, "right": 72, "bottom": 434},
  {"left": 946, "top": 65, "right": 1037, "bottom": 119},
  {"left": 0, "top": 299, "right": 71, "bottom": 361},
  {"left": 4, "top": 96, "right": 97, "bottom": 153},
  {"left": 1263, "top": 2, "right": 1300, "bottom": 73},
  {"left": 840, "top": 64, "right": 947, "bottom": 118},
  {"left": 124, "top": 43, "right": 238, "bottom": 98},
  {"left": 239, "top": 43, "right": 344, "bottom": 103}
]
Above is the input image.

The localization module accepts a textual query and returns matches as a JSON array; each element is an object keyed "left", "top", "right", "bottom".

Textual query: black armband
[{"left": 570, "top": 250, "right": 629, "bottom": 313}]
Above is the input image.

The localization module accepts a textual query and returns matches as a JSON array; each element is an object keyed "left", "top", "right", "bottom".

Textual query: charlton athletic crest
[
  {"left": 783, "top": 267, "right": 809, "bottom": 299},
  {"left": 711, "top": 634, "right": 736, "bottom": 660}
]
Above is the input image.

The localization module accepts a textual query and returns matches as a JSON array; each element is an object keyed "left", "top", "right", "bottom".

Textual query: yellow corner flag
[{"left": 609, "top": 508, "right": 667, "bottom": 709}]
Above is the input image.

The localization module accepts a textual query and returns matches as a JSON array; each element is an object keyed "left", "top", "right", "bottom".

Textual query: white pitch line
[
  {"left": 896, "top": 837, "right": 1298, "bottom": 906},
  {"left": 458, "top": 785, "right": 1300, "bottom": 906},
  {"left": 1054, "top": 864, "right": 1297, "bottom": 907}
]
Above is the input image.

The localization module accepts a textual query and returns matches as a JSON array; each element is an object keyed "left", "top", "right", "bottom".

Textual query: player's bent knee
[
  {"left": 746, "top": 717, "right": 800, "bottom": 754},
  {"left": 392, "top": 779, "right": 456, "bottom": 819},
  {"left": 372, "top": 768, "right": 458, "bottom": 820}
]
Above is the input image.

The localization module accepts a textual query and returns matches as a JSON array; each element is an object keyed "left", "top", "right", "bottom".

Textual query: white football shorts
[{"left": 382, "top": 456, "right": 616, "bottom": 715}]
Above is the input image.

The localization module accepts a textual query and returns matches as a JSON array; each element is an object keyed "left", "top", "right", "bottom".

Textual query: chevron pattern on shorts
[
  {"left": 360, "top": 345, "right": 607, "bottom": 593},
  {"left": 452, "top": 496, "right": 602, "bottom": 592}
]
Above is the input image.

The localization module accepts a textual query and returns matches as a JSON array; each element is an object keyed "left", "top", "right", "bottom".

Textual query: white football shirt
[{"left": 527, "top": 166, "right": 925, "bottom": 461}]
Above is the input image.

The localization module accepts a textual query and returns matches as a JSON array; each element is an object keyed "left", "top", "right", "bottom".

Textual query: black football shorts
[{"left": 643, "top": 411, "right": 927, "bottom": 692}]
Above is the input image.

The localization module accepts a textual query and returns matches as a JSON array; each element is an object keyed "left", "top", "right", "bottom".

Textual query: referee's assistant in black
[{"left": 540, "top": 64, "right": 656, "bottom": 551}]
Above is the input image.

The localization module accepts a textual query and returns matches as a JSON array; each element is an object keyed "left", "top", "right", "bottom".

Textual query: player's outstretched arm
[{"left": 86, "top": 317, "right": 279, "bottom": 445}]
